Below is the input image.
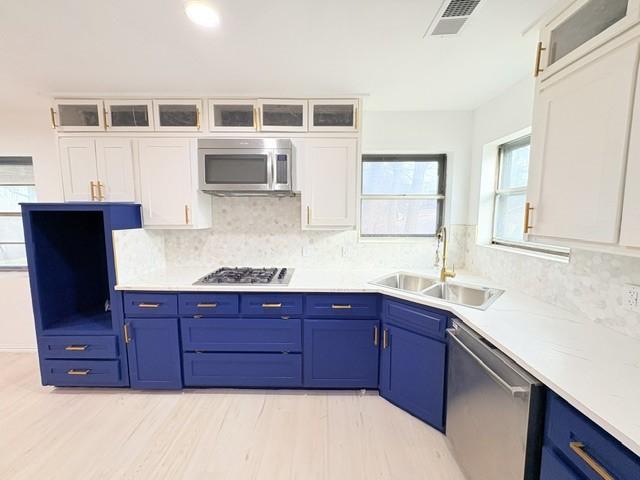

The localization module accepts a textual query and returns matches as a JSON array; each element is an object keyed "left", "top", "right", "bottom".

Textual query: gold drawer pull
[
  {"left": 197, "top": 303, "right": 218, "bottom": 308},
  {"left": 331, "top": 304, "right": 352, "bottom": 310},
  {"left": 262, "top": 303, "right": 283, "bottom": 308},
  {"left": 569, "top": 442, "right": 614, "bottom": 480},
  {"left": 64, "top": 345, "right": 88, "bottom": 351},
  {"left": 534, "top": 41, "right": 546, "bottom": 77},
  {"left": 373, "top": 326, "right": 379, "bottom": 346},
  {"left": 382, "top": 329, "right": 389, "bottom": 349},
  {"left": 138, "top": 303, "right": 161, "bottom": 308},
  {"left": 67, "top": 369, "right": 91, "bottom": 376},
  {"left": 523, "top": 202, "right": 534, "bottom": 234}
]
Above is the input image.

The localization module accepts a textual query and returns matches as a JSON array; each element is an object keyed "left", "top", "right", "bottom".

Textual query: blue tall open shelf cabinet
[{"left": 21, "top": 202, "right": 142, "bottom": 387}]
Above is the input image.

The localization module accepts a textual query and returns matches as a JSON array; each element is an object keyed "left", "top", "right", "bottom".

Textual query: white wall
[{"left": 0, "top": 94, "right": 61, "bottom": 349}]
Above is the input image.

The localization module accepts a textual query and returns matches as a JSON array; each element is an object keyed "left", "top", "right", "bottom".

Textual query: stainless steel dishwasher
[{"left": 446, "top": 320, "right": 545, "bottom": 480}]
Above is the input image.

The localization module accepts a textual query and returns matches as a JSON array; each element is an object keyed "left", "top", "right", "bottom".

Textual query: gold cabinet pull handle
[
  {"left": 64, "top": 345, "right": 88, "bottom": 351},
  {"left": 331, "top": 304, "right": 352, "bottom": 310},
  {"left": 196, "top": 303, "right": 217, "bottom": 308},
  {"left": 382, "top": 329, "right": 389, "bottom": 349},
  {"left": 262, "top": 303, "right": 283, "bottom": 308},
  {"left": 523, "top": 202, "right": 534, "bottom": 234},
  {"left": 569, "top": 442, "right": 614, "bottom": 480},
  {"left": 138, "top": 303, "right": 160, "bottom": 308},
  {"left": 103, "top": 108, "right": 109, "bottom": 129},
  {"left": 196, "top": 107, "right": 201, "bottom": 129},
  {"left": 97, "top": 181, "right": 105, "bottom": 201},
  {"left": 354, "top": 105, "right": 359, "bottom": 130},
  {"left": 307, "top": 206, "right": 311, "bottom": 224},
  {"left": 253, "top": 107, "right": 258, "bottom": 129},
  {"left": 256, "top": 107, "right": 261, "bottom": 130},
  {"left": 124, "top": 323, "right": 131, "bottom": 344},
  {"left": 185, "top": 205, "right": 190, "bottom": 225},
  {"left": 534, "top": 41, "right": 546, "bottom": 77},
  {"left": 67, "top": 369, "right": 91, "bottom": 376},
  {"left": 90, "top": 181, "right": 97, "bottom": 201},
  {"left": 373, "top": 325, "right": 379, "bottom": 346},
  {"left": 50, "top": 107, "right": 57, "bottom": 128}
]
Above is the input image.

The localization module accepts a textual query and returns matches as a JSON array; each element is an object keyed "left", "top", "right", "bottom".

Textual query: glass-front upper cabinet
[
  {"left": 258, "top": 99, "right": 308, "bottom": 132},
  {"left": 208, "top": 99, "right": 257, "bottom": 132},
  {"left": 153, "top": 99, "right": 203, "bottom": 131},
  {"left": 537, "top": 0, "right": 640, "bottom": 80},
  {"left": 104, "top": 99, "right": 154, "bottom": 132},
  {"left": 51, "top": 99, "right": 105, "bottom": 132},
  {"left": 309, "top": 99, "right": 359, "bottom": 132}
]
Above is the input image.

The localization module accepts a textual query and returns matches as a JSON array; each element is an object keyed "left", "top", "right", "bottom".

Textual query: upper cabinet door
[
  {"left": 527, "top": 38, "right": 640, "bottom": 244},
  {"left": 95, "top": 138, "right": 136, "bottom": 202},
  {"left": 59, "top": 137, "right": 99, "bottom": 201},
  {"left": 302, "top": 138, "right": 357, "bottom": 229},
  {"left": 538, "top": 0, "right": 640, "bottom": 81},
  {"left": 153, "top": 99, "right": 203, "bottom": 132},
  {"left": 258, "top": 99, "right": 308, "bottom": 132},
  {"left": 52, "top": 99, "right": 105, "bottom": 132},
  {"left": 138, "top": 138, "right": 195, "bottom": 227},
  {"left": 208, "top": 99, "right": 258, "bottom": 132},
  {"left": 308, "top": 99, "right": 359, "bottom": 132},
  {"left": 620, "top": 65, "right": 640, "bottom": 248},
  {"left": 104, "top": 100, "right": 154, "bottom": 132}
]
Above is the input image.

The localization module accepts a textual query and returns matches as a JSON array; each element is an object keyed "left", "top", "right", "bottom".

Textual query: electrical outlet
[
  {"left": 342, "top": 246, "right": 355, "bottom": 257},
  {"left": 623, "top": 284, "right": 640, "bottom": 312}
]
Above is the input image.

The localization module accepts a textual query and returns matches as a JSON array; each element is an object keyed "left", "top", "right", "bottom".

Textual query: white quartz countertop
[{"left": 116, "top": 267, "right": 640, "bottom": 457}]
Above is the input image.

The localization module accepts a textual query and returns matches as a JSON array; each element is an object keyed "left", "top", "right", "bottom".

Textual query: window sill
[
  {"left": 358, "top": 236, "right": 436, "bottom": 245},
  {"left": 476, "top": 242, "right": 570, "bottom": 264}
]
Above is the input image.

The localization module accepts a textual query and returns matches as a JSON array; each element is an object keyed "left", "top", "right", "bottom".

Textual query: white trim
[
  {"left": 0, "top": 346, "right": 37, "bottom": 352},
  {"left": 104, "top": 99, "right": 155, "bottom": 132},
  {"left": 476, "top": 242, "right": 571, "bottom": 264}
]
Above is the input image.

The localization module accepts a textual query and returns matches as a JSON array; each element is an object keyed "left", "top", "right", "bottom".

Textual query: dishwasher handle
[{"left": 447, "top": 328, "right": 529, "bottom": 399}]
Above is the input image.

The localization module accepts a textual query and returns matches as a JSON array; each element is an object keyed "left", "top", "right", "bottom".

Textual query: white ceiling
[{"left": 0, "top": 0, "right": 559, "bottom": 111}]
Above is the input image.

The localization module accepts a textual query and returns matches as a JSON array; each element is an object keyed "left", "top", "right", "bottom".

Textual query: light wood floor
[{"left": 0, "top": 352, "right": 466, "bottom": 480}]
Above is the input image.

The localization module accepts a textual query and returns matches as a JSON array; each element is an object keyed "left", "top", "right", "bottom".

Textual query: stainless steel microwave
[{"left": 198, "top": 138, "right": 292, "bottom": 194}]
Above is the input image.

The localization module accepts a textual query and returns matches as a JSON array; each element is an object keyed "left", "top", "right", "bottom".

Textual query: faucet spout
[{"left": 436, "top": 226, "right": 456, "bottom": 283}]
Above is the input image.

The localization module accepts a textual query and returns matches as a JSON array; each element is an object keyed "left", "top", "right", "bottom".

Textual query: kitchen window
[
  {"left": 0, "top": 157, "right": 36, "bottom": 269},
  {"left": 361, "top": 154, "right": 446, "bottom": 237}
]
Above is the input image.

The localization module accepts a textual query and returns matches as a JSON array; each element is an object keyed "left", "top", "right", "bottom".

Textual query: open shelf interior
[{"left": 30, "top": 210, "right": 114, "bottom": 334}]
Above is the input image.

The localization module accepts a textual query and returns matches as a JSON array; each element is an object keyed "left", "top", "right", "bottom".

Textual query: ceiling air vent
[{"left": 425, "top": 0, "right": 482, "bottom": 37}]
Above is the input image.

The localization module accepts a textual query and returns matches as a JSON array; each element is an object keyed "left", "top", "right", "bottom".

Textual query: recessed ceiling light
[{"left": 184, "top": 0, "right": 220, "bottom": 28}]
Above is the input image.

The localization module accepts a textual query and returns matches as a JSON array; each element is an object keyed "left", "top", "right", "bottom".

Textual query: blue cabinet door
[
  {"left": 303, "top": 319, "right": 379, "bottom": 388},
  {"left": 126, "top": 318, "right": 182, "bottom": 390},
  {"left": 379, "top": 324, "right": 446, "bottom": 430}
]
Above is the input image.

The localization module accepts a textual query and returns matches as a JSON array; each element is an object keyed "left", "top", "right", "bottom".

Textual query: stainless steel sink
[
  {"left": 423, "top": 282, "right": 504, "bottom": 310},
  {"left": 371, "top": 272, "right": 439, "bottom": 293}
]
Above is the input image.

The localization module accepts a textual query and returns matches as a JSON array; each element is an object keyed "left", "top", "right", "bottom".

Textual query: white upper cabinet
[
  {"left": 537, "top": 0, "right": 640, "bottom": 80},
  {"left": 94, "top": 138, "right": 136, "bottom": 202},
  {"left": 52, "top": 99, "right": 105, "bottom": 132},
  {"left": 59, "top": 138, "right": 99, "bottom": 201},
  {"left": 153, "top": 99, "right": 203, "bottom": 132},
  {"left": 258, "top": 99, "right": 308, "bottom": 132},
  {"left": 309, "top": 99, "right": 359, "bottom": 132},
  {"left": 301, "top": 138, "right": 357, "bottom": 229},
  {"left": 138, "top": 138, "right": 211, "bottom": 229},
  {"left": 104, "top": 99, "right": 154, "bottom": 132},
  {"left": 620, "top": 64, "right": 640, "bottom": 248},
  {"left": 527, "top": 38, "right": 640, "bottom": 244},
  {"left": 208, "top": 99, "right": 258, "bottom": 132}
]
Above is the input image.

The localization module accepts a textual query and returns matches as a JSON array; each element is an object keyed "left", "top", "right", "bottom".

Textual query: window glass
[{"left": 362, "top": 160, "right": 440, "bottom": 195}]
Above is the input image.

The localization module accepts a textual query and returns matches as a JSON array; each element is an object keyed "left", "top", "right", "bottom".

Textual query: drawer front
[
  {"left": 546, "top": 393, "right": 640, "bottom": 480},
  {"left": 241, "top": 294, "right": 303, "bottom": 317},
  {"left": 179, "top": 293, "right": 239, "bottom": 316},
  {"left": 382, "top": 299, "right": 447, "bottom": 339},
  {"left": 540, "top": 446, "right": 582, "bottom": 480},
  {"left": 41, "top": 359, "right": 123, "bottom": 387},
  {"left": 305, "top": 294, "right": 378, "bottom": 318},
  {"left": 183, "top": 352, "right": 302, "bottom": 387},
  {"left": 181, "top": 318, "right": 302, "bottom": 352},
  {"left": 124, "top": 292, "right": 178, "bottom": 316},
  {"left": 38, "top": 336, "right": 118, "bottom": 359}
]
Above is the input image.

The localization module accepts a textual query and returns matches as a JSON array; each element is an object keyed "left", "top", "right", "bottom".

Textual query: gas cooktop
[{"left": 194, "top": 267, "right": 294, "bottom": 286}]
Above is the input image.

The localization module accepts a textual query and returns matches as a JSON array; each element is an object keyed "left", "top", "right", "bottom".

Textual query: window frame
[
  {"left": 360, "top": 154, "right": 447, "bottom": 238},
  {"left": 0, "top": 156, "right": 35, "bottom": 271}
]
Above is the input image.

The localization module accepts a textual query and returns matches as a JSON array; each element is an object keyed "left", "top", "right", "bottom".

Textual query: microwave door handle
[{"left": 267, "top": 151, "right": 275, "bottom": 189}]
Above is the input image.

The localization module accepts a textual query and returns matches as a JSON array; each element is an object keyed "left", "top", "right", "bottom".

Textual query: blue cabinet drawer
[
  {"left": 241, "top": 294, "right": 303, "bottom": 317},
  {"left": 305, "top": 294, "right": 378, "bottom": 318},
  {"left": 179, "top": 293, "right": 239, "bottom": 316},
  {"left": 382, "top": 299, "right": 447, "bottom": 339},
  {"left": 41, "top": 359, "right": 123, "bottom": 387},
  {"left": 545, "top": 393, "right": 640, "bottom": 480},
  {"left": 540, "top": 446, "right": 582, "bottom": 480},
  {"left": 38, "top": 336, "right": 118, "bottom": 359},
  {"left": 124, "top": 292, "right": 178, "bottom": 316},
  {"left": 183, "top": 352, "right": 302, "bottom": 387},
  {"left": 181, "top": 318, "right": 302, "bottom": 352}
]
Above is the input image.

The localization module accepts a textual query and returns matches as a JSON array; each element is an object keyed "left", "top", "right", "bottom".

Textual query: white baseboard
[{"left": 0, "top": 346, "right": 37, "bottom": 352}]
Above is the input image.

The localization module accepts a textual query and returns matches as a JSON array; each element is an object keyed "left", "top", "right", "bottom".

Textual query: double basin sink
[{"left": 371, "top": 272, "right": 504, "bottom": 310}]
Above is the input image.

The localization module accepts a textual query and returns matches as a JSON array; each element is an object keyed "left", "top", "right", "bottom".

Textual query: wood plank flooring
[{"left": 0, "top": 353, "right": 466, "bottom": 480}]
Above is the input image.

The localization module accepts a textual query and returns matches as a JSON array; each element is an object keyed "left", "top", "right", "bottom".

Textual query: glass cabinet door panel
[
  {"left": 263, "top": 104, "right": 304, "bottom": 127},
  {"left": 313, "top": 104, "right": 354, "bottom": 127},
  {"left": 158, "top": 104, "right": 198, "bottom": 127},
  {"left": 58, "top": 104, "right": 100, "bottom": 127},
  {"left": 109, "top": 104, "right": 150, "bottom": 127},
  {"left": 213, "top": 104, "right": 255, "bottom": 128}
]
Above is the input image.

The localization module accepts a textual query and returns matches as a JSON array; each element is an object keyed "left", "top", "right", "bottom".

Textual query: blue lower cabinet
[
  {"left": 540, "top": 446, "right": 583, "bottom": 480},
  {"left": 38, "top": 335, "right": 119, "bottom": 360},
  {"left": 125, "top": 318, "right": 182, "bottom": 390},
  {"left": 379, "top": 324, "right": 446, "bottom": 431},
  {"left": 303, "top": 319, "right": 379, "bottom": 388},
  {"left": 183, "top": 352, "right": 302, "bottom": 387},
  {"left": 41, "top": 359, "right": 123, "bottom": 387}
]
